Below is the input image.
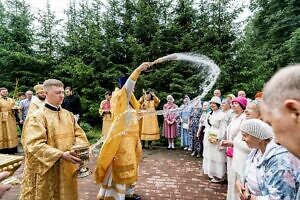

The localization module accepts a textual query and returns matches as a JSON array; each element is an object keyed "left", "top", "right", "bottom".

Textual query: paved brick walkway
[{"left": 3, "top": 147, "right": 227, "bottom": 200}]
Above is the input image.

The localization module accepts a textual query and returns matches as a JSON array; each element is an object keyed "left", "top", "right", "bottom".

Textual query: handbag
[
  {"left": 226, "top": 147, "right": 233, "bottom": 157},
  {"left": 182, "top": 123, "right": 188, "bottom": 129},
  {"left": 208, "top": 132, "right": 218, "bottom": 143}
]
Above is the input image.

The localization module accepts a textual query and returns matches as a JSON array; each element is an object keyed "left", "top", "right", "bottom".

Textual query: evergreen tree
[
  {"left": 0, "top": 1, "right": 9, "bottom": 49},
  {"left": 0, "top": 0, "right": 52, "bottom": 94},
  {"left": 1, "top": 0, "right": 298, "bottom": 125},
  {"left": 285, "top": 28, "right": 300, "bottom": 63},
  {"left": 152, "top": 0, "right": 201, "bottom": 102},
  {"left": 5, "top": 0, "right": 34, "bottom": 53},
  {"left": 35, "top": 0, "right": 63, "bottom": 57},
  {"left": 234, "top": 0, "right": 300, "bottom": 97},
  {"left": 196, "top": 0, "right": 242, "bottom": 95}
]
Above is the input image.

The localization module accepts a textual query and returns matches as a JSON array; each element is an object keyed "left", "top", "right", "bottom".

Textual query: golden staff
[{"left": 12, "top": 78, "right": 19, "bottom": 100}]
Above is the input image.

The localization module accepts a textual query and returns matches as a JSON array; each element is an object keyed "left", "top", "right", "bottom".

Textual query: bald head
[
  {"left": 262, "top": 64, "right": 300, "bottom": 158},
  {"left": 263, "top": 64, "right": 300, "bottom": 113}
]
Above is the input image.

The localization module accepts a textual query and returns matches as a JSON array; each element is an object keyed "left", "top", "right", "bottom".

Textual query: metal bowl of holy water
[{"left": 71, "top": 143, "right": 91, "bottom": 178}]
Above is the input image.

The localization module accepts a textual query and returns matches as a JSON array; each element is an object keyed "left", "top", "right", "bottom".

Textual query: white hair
[
  {"left": 25, "top": 90, "right": 33, "bottom": 95},
  {"left": 263, "top": 64, "right": 300, "bottom": 114},
  {"left": 167, "top": 95, "right": 174, "bottom": 102}
]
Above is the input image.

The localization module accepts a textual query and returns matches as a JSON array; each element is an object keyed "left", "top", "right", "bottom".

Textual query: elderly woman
[
  {"left": 221, "top": 96, "right": 248, "bottom": 199},
  {"left": 238, "top": 119, "right": 300, "bottom": 200},
  {"left": 163, "top": 95, "right": 178, "bottom": 150},
  {"left": 245, "top": 100, "right": 261, "bottom": 119},
  {"left": 203, "top": 96, "right": 227, "bottom": 182},
  {"left": 196, "top": 101, "right": 209, "bottom": 158},
  {"left": 178, "top": 95, "right": 191, "bottom": 150},
  {"left": 226, "top": 94, "right": 235, "bottom": 102},
  {"left": 188, "top": 100, "right": 202, "bottom": 156},
  {"left": 225, "top": 100, "right": 263, "bottom": 200},
  {"left": 221, "top": 98, "right": 234, "bottom": 126}
]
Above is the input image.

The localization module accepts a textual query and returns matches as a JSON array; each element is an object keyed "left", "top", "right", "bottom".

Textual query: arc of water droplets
[
  {"left": 150, "top": 52, "right": 220, "bottom": 115},
  {"left": 91, "top": 53, "right": 220, "bottom": 153}
]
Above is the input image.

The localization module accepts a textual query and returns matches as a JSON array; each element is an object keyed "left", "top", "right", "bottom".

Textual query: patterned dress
[
  {"left": 188, "top": 108, "right": 202, "bottom": 152},
  {"left": 163, "top": 102, "right": 178, "bottom": 139}
]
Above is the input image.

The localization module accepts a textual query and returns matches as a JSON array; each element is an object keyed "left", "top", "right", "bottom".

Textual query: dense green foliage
[
  {"left": 0, "top": 0, "right": 299, "bottom": 125},
  {"left": 233, "top": 0, "right": 300, "bottom": 94}
]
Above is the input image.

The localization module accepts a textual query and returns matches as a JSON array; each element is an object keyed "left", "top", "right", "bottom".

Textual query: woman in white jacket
[
  {"left": 202, "top": 96, "right": 227, "bottom": 182},
  {"left": 223, "top": 99, "right": 261, "bottom": 200}
]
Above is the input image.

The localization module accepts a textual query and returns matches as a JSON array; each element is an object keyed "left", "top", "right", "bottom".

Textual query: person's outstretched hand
[{"left": 0, "top": 171, "right": 12, "bottom": 199}]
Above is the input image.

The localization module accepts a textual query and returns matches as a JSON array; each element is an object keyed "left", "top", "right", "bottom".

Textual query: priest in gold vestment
[
  {"left": 0, "top": 87, "right": 18, "bottom": 154},
  {"left": 95, "top": 63, "right": 151, "bottom": 200},
  {"left": 20, "top": 79, "right": 89, "bottom": 200},
  {"left": 26, "top": 84, "right": 46, "bottom": 117}
]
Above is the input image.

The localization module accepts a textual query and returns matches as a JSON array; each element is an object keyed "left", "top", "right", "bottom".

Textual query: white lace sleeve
[{"left": 124, "top": 78, "right": 136, "bottom": 98}]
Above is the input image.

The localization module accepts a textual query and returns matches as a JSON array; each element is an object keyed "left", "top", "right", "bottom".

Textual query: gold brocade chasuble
[
  {"left": 95, "top": 69, "right": 142, "bottom": 185},
  {"left": 0, "top": 97, "right": 18, "bottom": 149},
  {"left": 20, "top": 106, "right": 89, "bottom": 200},
  {"left": 27, "top": 96, "right": 45, "bottom": 117}
]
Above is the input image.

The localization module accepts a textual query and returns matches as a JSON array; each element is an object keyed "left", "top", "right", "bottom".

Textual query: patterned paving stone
[{"left": 3, "top": 147, "right": 227, "bottom": 199}]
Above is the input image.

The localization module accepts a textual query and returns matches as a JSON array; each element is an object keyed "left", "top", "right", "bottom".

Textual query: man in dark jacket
[{"left": 62, "top": 86, "right": 82, "bottom": 122}]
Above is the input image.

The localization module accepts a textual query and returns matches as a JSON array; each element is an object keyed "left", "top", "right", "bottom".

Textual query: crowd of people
[
  {"left": 96, "top": 63, "right": 300, "bottom": 200},
  {"left": 0, "top": 63, "right": 300, "bottom": 200},
  {"left": 160, "top": 74, "right": 300, "bottom": 200},
  {"left": 98, "top": 65, "right": 300, "bottom": 200},
  {"left": 172, "top": 85, "right": 300, "bottom": 199}
]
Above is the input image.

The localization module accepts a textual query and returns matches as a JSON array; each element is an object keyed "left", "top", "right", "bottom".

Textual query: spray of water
[
  {"left": 91, "top": 53, "right": 220, "bottom": 153},
  {"left": 152, "top": 52, "right": 220, "bottom": 115}
]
